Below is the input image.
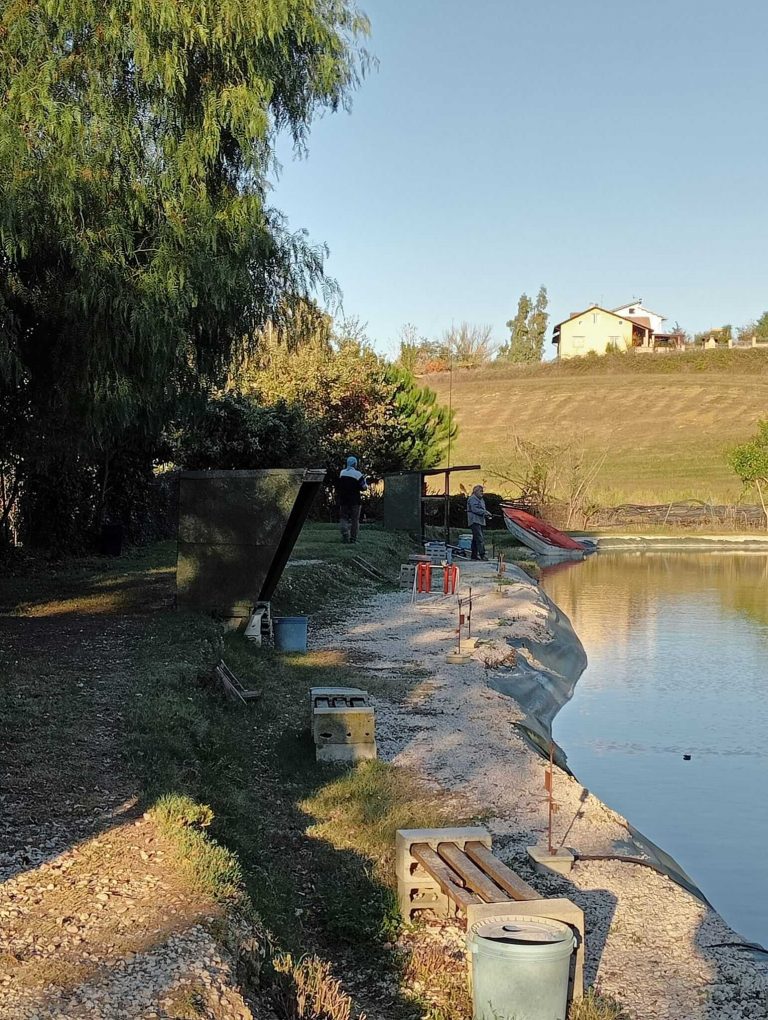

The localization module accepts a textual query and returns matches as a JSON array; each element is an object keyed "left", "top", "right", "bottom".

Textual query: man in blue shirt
[
  {"left": 336, "top": 456, "right": 367, "bottom": 544},
  {"left": 467, "top": 484, "right": 492, "bottom": 560}
]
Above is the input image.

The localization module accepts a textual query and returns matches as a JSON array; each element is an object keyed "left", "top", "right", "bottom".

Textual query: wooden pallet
[{"left": 214, "top": 660, "right": 261, "bottom": 705}]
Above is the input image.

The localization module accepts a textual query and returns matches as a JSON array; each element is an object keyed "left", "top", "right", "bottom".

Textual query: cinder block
[
  {"left": 317, "top": 740, "right": 377, "bottom": 763},
  {"left": 465, "top": 898, "right": 584, "bottom": 1000},
  {"left": 310, "top": 686, "right": 369, "bottom": 710},
  {"left": 396, "top": 827, "right": 492, "bottom": 881},
  {"left": 310, "top": 687, "right": 376, "bottom": 762},
  {"left": 399, "top": 883, "right": 455, "bottom": 922}
]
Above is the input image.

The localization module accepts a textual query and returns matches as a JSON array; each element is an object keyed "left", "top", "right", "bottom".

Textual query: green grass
[
  {"left": 426, "top": 350, "right": 768, "bottom": 504},
  {"left": 0, "top": 526, "right": 627, "bottom": 1018}
]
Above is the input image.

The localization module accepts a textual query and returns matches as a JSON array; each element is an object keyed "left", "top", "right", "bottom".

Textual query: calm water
[{"left": 540, "top": 552, "right": 768, "bottom": 946}]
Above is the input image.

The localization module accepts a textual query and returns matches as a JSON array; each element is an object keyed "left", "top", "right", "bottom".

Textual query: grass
[
  {"left": 426, "top": 350, "right": 768, "bottom": 504},
  {"left": 0, "top": 523, "right": 628, "bottom": 1018}
]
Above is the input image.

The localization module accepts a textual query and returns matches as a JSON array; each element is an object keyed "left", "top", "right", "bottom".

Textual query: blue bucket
[
  {"left": 458, "top": 533, "right": 473, "bottom": 550},
  {"left": 273, "top": 616, "right": 309, "bottom": 653}
]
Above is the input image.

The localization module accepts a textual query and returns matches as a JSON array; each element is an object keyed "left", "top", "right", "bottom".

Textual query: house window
[{"left": 572, "top": 336, "right": 585, "bottom": 350}]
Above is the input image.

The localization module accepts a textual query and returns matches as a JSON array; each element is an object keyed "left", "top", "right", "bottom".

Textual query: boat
[{"left": 500, "top": 505, "right": 597, "bottom": 561}]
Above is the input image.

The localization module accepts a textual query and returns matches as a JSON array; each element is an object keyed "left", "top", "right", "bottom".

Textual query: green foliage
[
  {"left": 0, "top": 0, "right": 368, "bottom": 546},
  {"left": 383, "top": 365, "right": 456, "bottom": 471},
  {"left": 729, "top": 421, "right": 768, "bottom": 527},
  {"left": 499, "top": 286, "right": 548, "bottom": 362},
  {"left": 694, "top": 324, "right": 733, "bottom": 346},
  {"left": 237, "top": 320, "right": 456, "bottom": 477},
  {"left": 163, "top": 393, "right": 316, "bottom": 471}
]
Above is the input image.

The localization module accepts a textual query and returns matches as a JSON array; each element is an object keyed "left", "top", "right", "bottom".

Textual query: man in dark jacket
[
  {"left": 336, "top": 456, "right": 367, "bottom": 543},
  {"left": 467, "top": 484, "right": 492, "bottom": 560}
]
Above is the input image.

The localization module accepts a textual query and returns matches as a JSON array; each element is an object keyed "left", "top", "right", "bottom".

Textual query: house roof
[
  {"left": 552, "top": 304, "right": 648, "bottom": 342},
  {"left": 626, "top": 315, "right": 652, "bottom": 330},
  {"left": 612, "top": 301, "right": 666, "bottom": 320}
]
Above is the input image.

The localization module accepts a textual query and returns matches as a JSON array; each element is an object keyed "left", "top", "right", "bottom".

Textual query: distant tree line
[{"left": 395, "top": 286, "right": 550, "bottom": 373}]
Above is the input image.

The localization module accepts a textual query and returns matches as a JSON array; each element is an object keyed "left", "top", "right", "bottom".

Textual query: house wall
[
  {"left": 614, "top": 303, "right": 664, "bottom": 334},
  {"left": 557, "top": 308, "right": 634, "bottom": 359}
]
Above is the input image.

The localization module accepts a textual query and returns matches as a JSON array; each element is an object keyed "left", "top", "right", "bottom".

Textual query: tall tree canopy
[
  {"left": 0, "top": 0, "right": 367, "bottom": 545},
  {"left": 499, "top": 286, "right": 548, "bottom": 363},
  {"left": 235, "top": 314, "right": 456, "bottom": 477}
]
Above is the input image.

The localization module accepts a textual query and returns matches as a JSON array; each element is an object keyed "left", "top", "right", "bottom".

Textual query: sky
[{"left": 272, "top": 0, "right": 768, "bottom": 356}]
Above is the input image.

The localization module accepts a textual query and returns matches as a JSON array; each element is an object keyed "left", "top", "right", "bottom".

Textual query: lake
[{"left": 540, "top": 551, "right": 768, "bottom": 947}]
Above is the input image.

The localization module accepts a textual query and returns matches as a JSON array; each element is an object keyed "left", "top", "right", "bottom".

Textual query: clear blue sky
[{"left": 273, "top": 0, "right": 768, "bottom": 355}]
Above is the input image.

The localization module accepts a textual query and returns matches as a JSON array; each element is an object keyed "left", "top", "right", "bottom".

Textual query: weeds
[
  {"left": 270, "top": 953, "right": 365, "bottom": 1020},
  {"left": 569, "top": 988, "right": 630, "bottom": 1020}
]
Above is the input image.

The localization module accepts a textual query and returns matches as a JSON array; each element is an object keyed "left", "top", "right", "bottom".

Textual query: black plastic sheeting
[
  {"left": 176, "top": 468, "right": 325, "bottom": 616},
  {"left": 486, "top": 565, "right": 711, "bottom": 908}
]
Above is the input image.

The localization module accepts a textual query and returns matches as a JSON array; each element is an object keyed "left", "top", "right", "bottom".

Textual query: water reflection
[{"left": 541, "top": 552, "right": 768, "bottom": 946}]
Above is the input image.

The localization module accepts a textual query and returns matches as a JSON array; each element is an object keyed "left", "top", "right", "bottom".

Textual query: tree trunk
[{"left": 756, "top": 479, "right": 768, "bottom": 532}]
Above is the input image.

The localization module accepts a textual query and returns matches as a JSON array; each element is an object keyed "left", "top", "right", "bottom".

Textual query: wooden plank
[
  {"left": 411, "top": 843, "right": 481, "bottom": 911},
  {"left": 437, "top": 842, "right": 513, "bottom": 904},
  {"left": 464, "top": 842, "right": 539, "bottom": 901}
]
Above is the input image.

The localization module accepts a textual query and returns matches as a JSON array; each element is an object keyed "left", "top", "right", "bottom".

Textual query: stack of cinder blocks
[
  {"left": 396, "top": 826, "right": 492, "bottom": 921},
  {"left": 310, "top": 687, "right": 377, "bottom": 763}
]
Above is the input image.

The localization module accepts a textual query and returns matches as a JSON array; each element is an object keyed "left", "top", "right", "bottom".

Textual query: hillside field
[{"left": 426, "top": 349, "right": 768, "bottom": 504}]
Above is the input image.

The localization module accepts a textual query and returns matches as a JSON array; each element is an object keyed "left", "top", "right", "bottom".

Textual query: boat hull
[{"left": 501, "top": 506, "right": 596, "bottom": 561}]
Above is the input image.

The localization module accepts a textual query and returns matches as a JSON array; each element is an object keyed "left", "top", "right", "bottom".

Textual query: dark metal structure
[
  {"left": 176, "top": 468, "right": 326, "bottom": 616},
  {"left": 382, "top": 465, "right": 481, "bottom": 543}
]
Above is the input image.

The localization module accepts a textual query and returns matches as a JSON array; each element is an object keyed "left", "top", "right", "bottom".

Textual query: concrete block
[
  {"left": 526, "top": 845, "right": 575, "bottom": 876},
  {"left": 310, "top": 686, "right": 369, "bottom": 709},
  {"left": 465, "top": 898, "right": 584, "bottom": 1000},
  {"left": 313, "top": 706, "right": 375, "bottom": 745},
  {"left": 310, "top": 687, "right": 376, "bottom": 762},
  {"left": 317, "top": 740, "right": 377, "bottom": 763},
  {"left": 396, "top": 826, "right": 491, "bottom": 881},
  {"left": 399, "top": 882, "right": 455, "bottom": 922}
]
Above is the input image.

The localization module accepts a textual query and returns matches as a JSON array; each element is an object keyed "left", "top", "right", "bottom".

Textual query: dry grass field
[{"left": 426, "top": 350, "right": 768, "bottom": 504}]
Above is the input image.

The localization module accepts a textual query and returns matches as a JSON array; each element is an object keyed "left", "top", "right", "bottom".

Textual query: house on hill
[
  {"left": 552, "top": 300, "right": 684, "bottom": 359},
  {"left": 612, "top": 300, "right": 666, "bottom": 335}
]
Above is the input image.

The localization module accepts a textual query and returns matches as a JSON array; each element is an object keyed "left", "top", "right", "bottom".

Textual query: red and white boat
[{"left": 501, "top": 506, "right": 597, "bottom": 560}]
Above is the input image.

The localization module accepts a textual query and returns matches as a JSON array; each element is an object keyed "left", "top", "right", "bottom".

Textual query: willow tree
[{"left": 0, "top": 0, "right": 367, "bottom": 545}]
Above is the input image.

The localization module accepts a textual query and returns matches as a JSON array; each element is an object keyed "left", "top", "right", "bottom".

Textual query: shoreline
[{"left": 318, "top": 561, "right": 768, "bottom": 1020}]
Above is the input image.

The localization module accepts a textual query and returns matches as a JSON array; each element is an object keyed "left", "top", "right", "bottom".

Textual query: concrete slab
[{"left": 527, "top": 845, "right": 575, "bottom": 876}]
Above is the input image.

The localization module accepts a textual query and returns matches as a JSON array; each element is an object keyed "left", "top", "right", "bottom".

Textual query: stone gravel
[{"left": 315, "top": 561, "right": 768, "bottom": 1020}]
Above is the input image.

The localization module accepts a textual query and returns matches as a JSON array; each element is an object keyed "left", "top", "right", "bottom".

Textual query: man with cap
[{"left": 336, "top": 456, "right": 368, "bottom": 544}]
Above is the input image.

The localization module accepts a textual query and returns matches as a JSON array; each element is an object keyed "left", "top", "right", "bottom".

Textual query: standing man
[
  {"left": 467, "top": 484, "right": 492, "bottom": 560},
  {"left": 336, "top": 455, "right": 367, "bottom": 544}
]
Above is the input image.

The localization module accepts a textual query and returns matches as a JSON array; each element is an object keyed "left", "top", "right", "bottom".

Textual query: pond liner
[{"left": 487, "top": 565, "right": 712, "bottom": 908}]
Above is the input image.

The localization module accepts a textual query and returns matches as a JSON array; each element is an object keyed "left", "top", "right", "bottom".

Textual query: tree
[
  {"left": 381, "top": 366, "right": 457, "bottom": 471},
  {"left": 0, "top": 1, "right": 367, "bottom": 546},
  {"left": 498, "top": 286, "right": 548, "bottom": 362},
  {"left": 729, "top": 421, "right": 768, "bottom": 530},
  {"left": 737, "top": 311, "right": 768, "bottom": 346},
  {"left": 528, "top": 286, "right": 550, "bottom": 361},
  {"left": 693, "top": 325, "right": 733, "bottom": 346},
  {"left": 440, "top": 323, "right": 495, "bottom": 367},
  {"left": 235, "top": 320, "right": 456, "bottom": 478},
  {"left": 163, "top": 395, "right": 316, "bottom": 471}
]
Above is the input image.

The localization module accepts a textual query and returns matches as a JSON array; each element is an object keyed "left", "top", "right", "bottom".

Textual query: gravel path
[
  {"left": 0, "top": 607, "right": 260, "bottom": 1019},
  {"left": 315, "top": 561, "right": 768, "bottom": 1020}
]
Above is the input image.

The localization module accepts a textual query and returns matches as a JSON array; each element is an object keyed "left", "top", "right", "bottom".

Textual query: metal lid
[{"left": 471, "top": 915, "right": 572, "bottom": 946}]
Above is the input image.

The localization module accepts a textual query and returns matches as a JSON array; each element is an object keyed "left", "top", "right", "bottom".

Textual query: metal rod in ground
[
  {"left": 468, "top": 586, "right": 472, "bottom": 638},
  {"left": 547, "top": 741, "right": 555, "bottom": 856}
]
